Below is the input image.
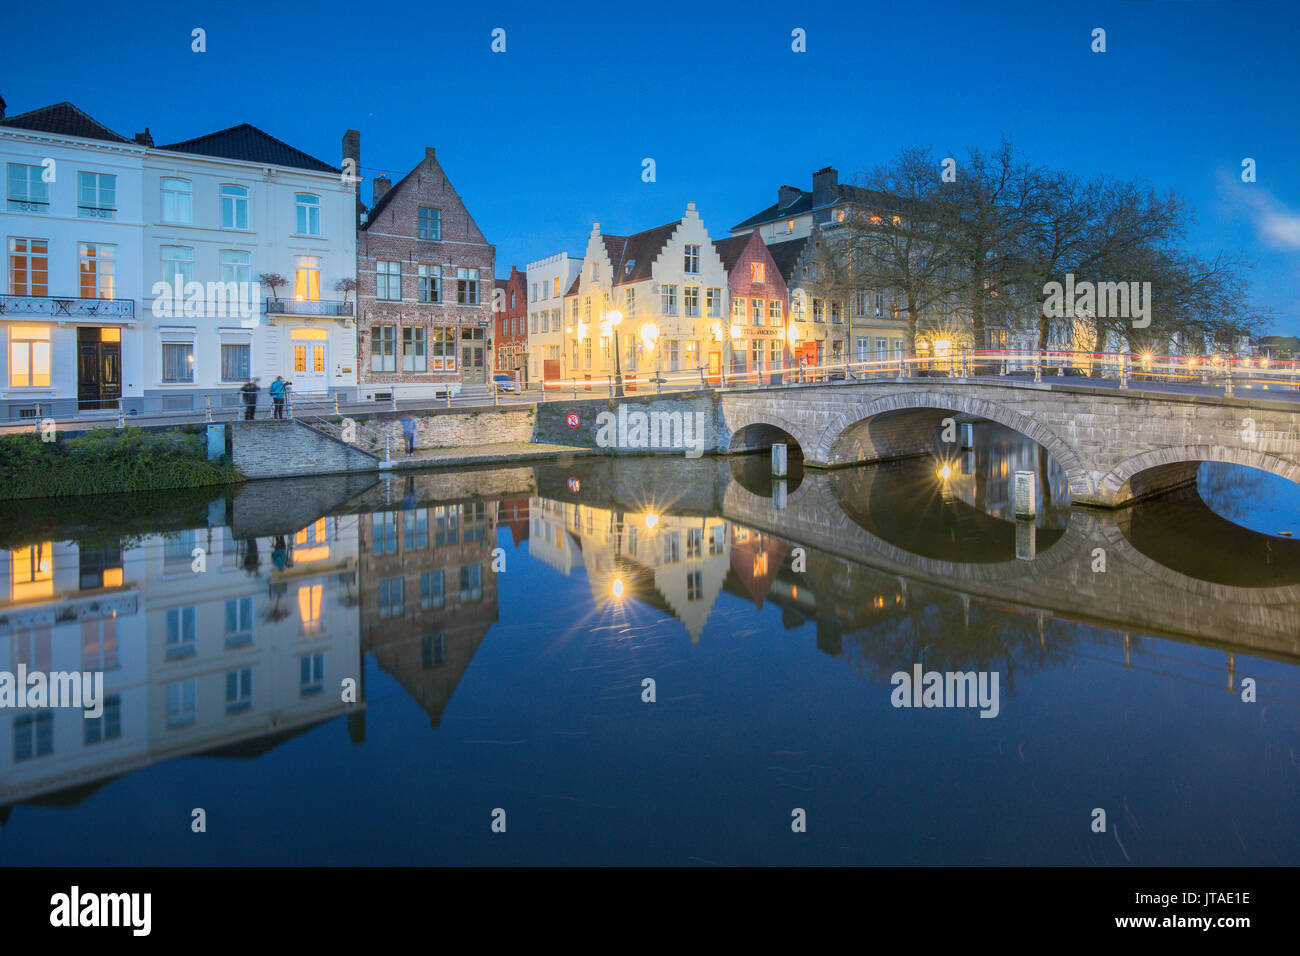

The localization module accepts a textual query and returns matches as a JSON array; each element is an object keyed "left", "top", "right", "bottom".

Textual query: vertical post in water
[
  {"left": 1014, "top": 470, "right": 1036, "bottom": 518},
  {"left": 1225, "top": 363, "right": 1235, "bottom": 398},
  {"left": 206, "top": 395, "right": 213, "bottom": 422},
  {"left": 1118, "top": 354, "right": 1128, "bottom": 389},
  {"left": 772, "top": 442, "right": 788, "bottom": 477}
]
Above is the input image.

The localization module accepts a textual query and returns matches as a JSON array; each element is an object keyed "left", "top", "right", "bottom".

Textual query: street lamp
[{"left": 609, "top": 309, "right": 624, "bottom": 396}]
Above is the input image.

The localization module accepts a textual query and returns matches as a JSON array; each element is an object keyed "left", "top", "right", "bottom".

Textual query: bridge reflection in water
[{"left": 0, "top": 433, "right": 1297, "bottom": 864}]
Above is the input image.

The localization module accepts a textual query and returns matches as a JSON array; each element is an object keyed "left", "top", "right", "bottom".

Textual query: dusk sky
[{"left": 4, "top": 0, "right": 1297, "bottom": 332}]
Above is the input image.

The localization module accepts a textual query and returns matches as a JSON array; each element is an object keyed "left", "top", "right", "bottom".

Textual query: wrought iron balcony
[
  {"left": 264, "top": 297, "right": 354, "bottom": 316},
  {"left": 0, "top": 294, "right": 134, "bottom": 319}
]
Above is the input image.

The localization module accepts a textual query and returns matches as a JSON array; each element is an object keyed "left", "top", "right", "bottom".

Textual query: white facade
[
  {"left": 142, "top": 148, "right": 358, "bottom": 412},
  {"left": 525, "top": 252, "right": 581, "bottom": 385},
  {"left": 0, "top": 126, "right": 146, "bottom": 419}
]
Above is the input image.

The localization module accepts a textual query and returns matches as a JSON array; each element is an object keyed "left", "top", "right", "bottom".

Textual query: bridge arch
[
  {"left": 1100, "top": 445, "right": 1300, "bottom": 506},
  {"left": 722, "top": 406, "right": 813, "bottom": 457},
  {"left": 813, "top": 390, "right": 1092, "bottom": 498}
]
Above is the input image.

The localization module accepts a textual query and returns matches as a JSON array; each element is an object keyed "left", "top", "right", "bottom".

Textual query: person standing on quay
[
  {"left": 241, "top": 378, "right": 260, "bottom": 420},
  {"left": 270, "top": 376, "right": 287, "bottom": 419},
  {"left": 400, "top": 413, "right": 417, "bottom": 456}
]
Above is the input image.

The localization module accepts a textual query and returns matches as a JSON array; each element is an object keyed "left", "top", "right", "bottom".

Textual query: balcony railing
[
  {"left": 77, "top": 204, "right": 116, "bottom": 219},
  {"left": 0, "top": 294, "right": 135, "bottom": 318},
  {"left": 265, "top": 298, "right": 354, "bottom": 316}
]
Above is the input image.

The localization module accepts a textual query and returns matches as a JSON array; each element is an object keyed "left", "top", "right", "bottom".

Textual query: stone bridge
[{"left": 717, "top": 379, "right": 1300, "bottom": 507}]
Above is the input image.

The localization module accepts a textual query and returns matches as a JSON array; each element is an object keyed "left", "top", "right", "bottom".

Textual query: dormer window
[
  {"left": 591, "top": 263, "right": 599, "bottom": 280},
  {"left": 624, "top": 259, "right": 635, "bottom": 277}
]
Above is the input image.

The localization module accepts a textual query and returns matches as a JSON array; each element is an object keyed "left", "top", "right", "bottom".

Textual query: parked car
[{"left": 493, "top": 373, "right": 518, "bottom": 392}]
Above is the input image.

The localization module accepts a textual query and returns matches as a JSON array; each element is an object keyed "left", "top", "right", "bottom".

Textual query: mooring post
[
  {"left": 334, "top": 394, "right": 340, "bottom": 415},
  {"left": 206, "top": 395, "right": 213, "bottom": 422},
  {"left": 118, "top": 399, "right": 125, "bottom": 428},
  {"left": 772, "top": 442, "right": 788, "bottom": 477},
  {"left": 1014, "top": 470, "right": 1036, "bottom": 518},
  {"left": 1225, "top": 364, "right": 1235, "bottom": 398},
  {"left": 1118, "top": 354, "right": 1128, "bottom": 389},
  {"left": 391, "top": 392, "right": 398, "bottom": 412},
  {"left": 572, "top": 378, "right": 578, "bottom": 400}
]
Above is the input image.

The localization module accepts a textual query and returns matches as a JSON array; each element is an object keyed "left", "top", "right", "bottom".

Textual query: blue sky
[{"left": 3, "top": 0, "right": 1297, "bottom": 332}]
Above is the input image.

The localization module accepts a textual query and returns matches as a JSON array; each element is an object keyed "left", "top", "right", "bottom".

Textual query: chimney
[
  {"left": 342, "top": 128, "right": 360, "bottom": 173},
  {"left": 0, "top": 92, "right": 6, "bottom": 120},
  {"left": 372, "top": 174, "right": 391, "bottom": 205},
  {"left": 812, "top": 166, "right": 838, "bottom": 207},
  {"left": 425, "top": 146, "right": 436, "bottom": 163},
  {"left": 134, "top": 127, "right": 154, "bottom": 147},
  {"left": 778, "top": 185, "right": 800, "bottom": 209}
]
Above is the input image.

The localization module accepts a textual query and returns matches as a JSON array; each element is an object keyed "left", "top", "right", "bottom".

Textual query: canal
[{"left": 1, "top": 423, "right": 1297, "bottom": 865}]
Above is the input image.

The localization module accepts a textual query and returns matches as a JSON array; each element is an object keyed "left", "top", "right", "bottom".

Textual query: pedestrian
[
  {"left": 241, "top": 378, "right": 260, "bottom": 420},
  {"left": 400, "top": 413, "right": 417, "bottom": 456},
  {"left": 270, "top": 375, "right": 287, "bottom": 419}
]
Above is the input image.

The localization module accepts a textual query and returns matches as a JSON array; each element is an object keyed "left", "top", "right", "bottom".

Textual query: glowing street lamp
[{"left": 611, "top": 578, "right": 624, "bottom": 599}]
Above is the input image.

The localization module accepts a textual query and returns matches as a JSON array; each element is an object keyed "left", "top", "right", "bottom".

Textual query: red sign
[
  {"left": 568, "top": 477, "right": 581, "bottom": 493},
  {"left": 566, "top": 413, "right": 580, "bottom": 428}
]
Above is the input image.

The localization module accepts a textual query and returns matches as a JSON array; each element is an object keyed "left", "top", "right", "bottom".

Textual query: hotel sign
[{"left": 738, "top": 327, "right": 783, "bottom": 337}]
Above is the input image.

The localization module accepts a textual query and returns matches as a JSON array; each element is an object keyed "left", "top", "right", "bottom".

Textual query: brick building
[
  {"left": 711, "top": 229, "right": 790, "bottom": 383},
  {"left": 350, "top": 138, "right": 495, "bottom": 399},
  {"left": 493, "top": 265, "right": 527, "bottom": 383}
]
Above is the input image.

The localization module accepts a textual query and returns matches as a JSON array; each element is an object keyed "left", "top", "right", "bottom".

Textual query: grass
[{"left": 0, "top": 427, "right": 245, "bottom": 500}]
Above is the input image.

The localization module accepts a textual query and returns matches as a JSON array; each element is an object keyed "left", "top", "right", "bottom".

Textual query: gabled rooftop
[
  {"left": 158, "top": 123, "right": 338, "bottom": 174},
  {"left": 0, "top": 101, "right": 132, "bottom": 145}
]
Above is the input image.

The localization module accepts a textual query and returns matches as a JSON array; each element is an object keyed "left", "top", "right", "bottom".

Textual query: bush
[{"left": 0, "top": 427, "right": 244, "bottom": 500}]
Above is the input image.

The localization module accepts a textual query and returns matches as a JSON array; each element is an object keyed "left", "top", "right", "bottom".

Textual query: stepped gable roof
[
  {"left": 0, "top": 101, "right": 131, "bottom": 144},
  {"left": 158, "top": 123, "right": 338, "bottom": 174},
  {"left": 767, "top": 237, "right": 809, "bottom": 283}
]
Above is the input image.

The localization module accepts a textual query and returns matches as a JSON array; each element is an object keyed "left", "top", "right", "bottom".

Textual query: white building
[
  {"left": 525, "top": 252, "right": 581, "bottom": 387},
  {"left": 143, "top": 124, "right": 358, "bottom": 412},
  {"left": 0, "top": 102, "right": 147, "bottom": 420}
]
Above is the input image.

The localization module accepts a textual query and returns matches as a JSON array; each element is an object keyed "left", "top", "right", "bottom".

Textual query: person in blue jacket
[{"left": 270, "top": 376, "right": 287, "bottom": 419}]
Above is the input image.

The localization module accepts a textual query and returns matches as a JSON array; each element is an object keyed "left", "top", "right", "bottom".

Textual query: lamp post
[{"left": 609, "top": 309, "right": 625, "bottom": 397}]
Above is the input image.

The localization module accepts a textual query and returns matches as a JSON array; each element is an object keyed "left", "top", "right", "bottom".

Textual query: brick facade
[
  {"left": 356, "top": 145, "right": 495, "bottom": 395},
  {"left": 494, "top": 266, "right": 527, "bottom": 382}
]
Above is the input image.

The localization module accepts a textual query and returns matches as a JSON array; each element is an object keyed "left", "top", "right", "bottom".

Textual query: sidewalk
[{"left": 379, "top": 440, "right": 599, "bottom": 470}]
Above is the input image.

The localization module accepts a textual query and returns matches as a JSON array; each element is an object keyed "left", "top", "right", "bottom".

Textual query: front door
[
  {"left": 461, "top": 328, "right": 485, "bottom": 384},
  {"left": 292, "top": 341, "right": 328, "bottom": 394},
  {"left": 77, "top": 327, "right": 121, "bottom": 410}
]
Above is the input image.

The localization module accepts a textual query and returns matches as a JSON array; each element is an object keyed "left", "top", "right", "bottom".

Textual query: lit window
[
  {"left": 294, "top": 256, "right": 321, "bottom": 300},
  {"left": 10, "top": 543, "right": 53, "bottom": 600},
  {"left": 297, "top": 584, "right": 323, "bottom": 633},
  {"left": 9, "top": 326, "right": 51, "bottom": 388},
  {"left": 750, "top": 262, "right": 764, "bottom": 283}
]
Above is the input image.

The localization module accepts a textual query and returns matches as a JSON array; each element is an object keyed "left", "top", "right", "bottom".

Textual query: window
[
  {"left": 434, "top": 505, "right": 459, "bottom": 546},
  {"left": 12, "top": 621, "right": 52, "bottom": 668},
  {"left": 854, "top": 290, "right": 870, "bottom": 316},
  {"left": 583, "top": 337, "right": 592, "bottom": 368},
  {"left": 295, "top": 193, "right": 321, "bottom": 235},
  {"left": 162, "top": 342, "right": 194, "bottom": 382},
  {"left": 6, "top": 164, "right": 49, "bottom": 212},
  {"left": 431, "top": 326, "right": 456, "bottom": 370},
  {"left": 750, "top": 262, "right": 765, "bottom": 283},
  {"left": 82, "top": 615, "right": 119, "bottom": 670},
  {"left": 687, "top": 527, "right": 703, "bottom": 559},
  {"left": 224, "top": 596, "right": 253, "bottom": 646},
  {"left": 663, "top": 532, "right": 681, "bottom": 563},
  {"left": 626, "top": 287, "right": 636, "bottom": 317},
  {"left": 687, "top": 570, "right": 703, "bottom": 601},
  {"left": 684, "top": 286, "right": 700, "bottom": 318},
  {"left": 404, "top": 510, "right": 428, "bottom": 549},
  {"left": 221, "top": 250, "right": 251, "bottom": 287},
  {"left": 78, "top": 243, "right": 115, "bottom": 299},
  {"left": 418, "top": 207, "right": 442, "bottom": 240},
  {"left": 294, "top": 256, "right": 320, "bottom": 300},
  {"left": 8, "top": 237, "right": 48, "bottom": 295},
  {"left": 529, "top": 313, "right": 538, "bottom": 334},
  {"left": 221, "top": 343, "right": 250, "bottom": 380},
  {"left": 706, "top": 287, "right": 722, "bottom": 318},
  {"left": 221, "top": 184, "right": 249, "bottom": 229},
  {"left": 768, "top": 300, "right": 782, "bottom": 325},
  {"left": 78, "top": 172, "right": 116, "bottom": 218},
  {"left": 590, "top": 263, "right": 599, "bottom": 280},
  {"left": 666, "top": 339, "right": 680, "bottom": 371},
  {"left": 402, "top": 327, "right": 427, "bottom": 372},
  {"left": 161, "top": 178, "right": 192, "bottom": 224},
  {"left": 601, "top": 336, "right": 611, "bottom": 361},
  {"left": 225, "top": 667, "right": 253, "bottom": 713},
  {"left": 84, "top": 695, "right": 122, "bottom": 744},
  {"left": 572, "top": 340, "right": 579, "bottom": 369},
  {"left": 875, "top": 293, "right": 886, "bottom": 316},
  {"left": 166, "top": 680, "right": 196, "bottom": 728},
  {"left": 161, "top": 246, "right": 194, "bottom": 289},
  {"left": 165, "top": 606, "right": 197, "bottom": 658},
  {"left": 418, "top": 264, "right": 441, "bottom": 303},
  {"left": 813, "top": 299, "right": 825, "bottom": 322},
  {"left": 9, "top": 326, "right": 51, "bottom": 387},
  {"left": 732, "top": 297, "right": 745, "bottom": 319},
  {"left": 369, "top": 324, "right": 395, "bottom": 372},
  {"left": 300, "top": 653, "right": 325, "bottom": 695},
  {"left": 751, "top": 299, "right": 762, "bottom": 324},
  {"left": 378, "top": 577, "right": 404, "bottom": 617},
  {"left": 769, "top": 338, "right": 781, "bottom": 369},
  {"left": 297, "top": 584, "right": 323, "bottom": 634},
  {"left": 877, "top": 337, "right": 889, "bottom": 361},
  {"left": 856, "top": 337, "right": 870, "bottom": 362},
  {"left": 14, "top": 713, "right": 54, "bottom": 761},
  {"left": 661, "top": 284, "right": 677, "bottom": 315},
  {"left": 831, "top": 301, "right": 842, "bottom": 324},
  {"left": 422, "top": 634, "right": 447, "bottom": 668},
  {"left": 684, "top": 244, "right": 700, "bottom": 273},
  {"left": 553, "top": 277, "right": 561, "bottom": 296},
  {"left": 459, "top": 564, "right": 483, "bottom": 601},
  {"left": 751, "top": 340, "right": 763, "bottom": 370},
  {"left": 457, "top": 267, "right": 479, "bottom": 304},
  {"left": 376, "top": 261, "right": 401, "bottom": 300},
  {"left": 372, "top": 510, "right": 398, "bottom": 553}
]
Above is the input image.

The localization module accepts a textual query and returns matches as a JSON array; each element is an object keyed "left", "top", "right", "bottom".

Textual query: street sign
[
  {"left": 566, "top": 413, "right": 580, "bottom": 428},
  {"left": 477, "top": 320, "right": 489, "bottom": 327}
]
